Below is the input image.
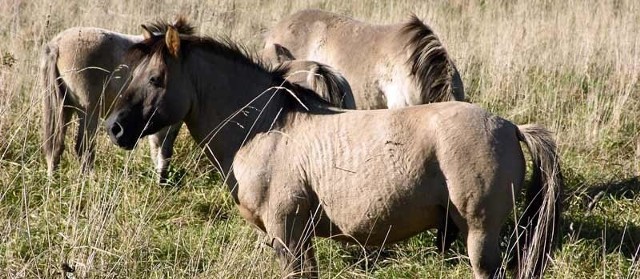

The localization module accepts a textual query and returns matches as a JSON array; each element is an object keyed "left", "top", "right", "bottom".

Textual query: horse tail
[
  {"left": 515, "top": 124, "right": 564, "bottom": 278},
  {"left": 41, "top": 41, "right": 68, "bottom": 176},
  {"left": 400, "top": 15, "right": 465, "bottom": 103},
  {"left": 305, "top": 62, "right": 355, "bottom": 109},
  {"left": 277, "top": 60, "right": 355, "bottom": 109}
]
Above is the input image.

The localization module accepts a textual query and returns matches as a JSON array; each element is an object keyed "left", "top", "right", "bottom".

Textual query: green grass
[{"left": 1, "top": 0, "right": 639, "bottom": 278}]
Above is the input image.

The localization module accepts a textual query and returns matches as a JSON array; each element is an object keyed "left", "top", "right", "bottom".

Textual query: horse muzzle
[{"left": 105, "top": 114, "right": 138, "bottom": 150}]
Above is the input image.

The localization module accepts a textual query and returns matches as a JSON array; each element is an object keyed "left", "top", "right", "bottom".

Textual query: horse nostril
[{"left": 111, "top": 122, "right": 124, "bottom": 139}]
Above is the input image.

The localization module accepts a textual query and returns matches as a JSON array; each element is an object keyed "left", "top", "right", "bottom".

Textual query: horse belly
[
  {"left": 325, "top": 195, "right": 443, "bottom": 245},
  {"left": 316, "top": 174, "right": 447, "bottom": 245}
]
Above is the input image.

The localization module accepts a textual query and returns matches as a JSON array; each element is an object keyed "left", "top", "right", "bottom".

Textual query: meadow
[{"left": 1, "top": 0, "right": 639, "bottom": 278}]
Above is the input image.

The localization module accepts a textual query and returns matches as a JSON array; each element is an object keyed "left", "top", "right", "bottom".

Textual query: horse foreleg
[
  {"left": 148, "top": 123, "right": 180, "bottom": 185},
  {"left": 74, "top": 110, "right": 98, "bottom": 174},
  {"left": 267, "top": 210, "right": 317, "bottom": 278}
]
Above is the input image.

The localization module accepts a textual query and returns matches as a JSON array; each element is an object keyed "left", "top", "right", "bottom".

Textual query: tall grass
[{"left": 1, "top": 0, "right": 639, "bottom": 278}]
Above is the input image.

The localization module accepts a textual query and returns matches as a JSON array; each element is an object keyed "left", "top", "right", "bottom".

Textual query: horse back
[
  {"left": 266, "top": 9, "right": 465, "bottom": 109},
  {"left": 49, "top": 27, "right": 141, "bottom": 111},
  {"left": 265, "top": 10, "right": 404, "bottom": 109},
  {"left": 249, "top": 102, "right": 521, "bottom": 244}
]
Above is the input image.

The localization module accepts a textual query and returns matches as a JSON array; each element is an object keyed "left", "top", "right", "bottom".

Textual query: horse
[
  {"left": 262, "top": 10, "right": 464, "bottom": 252},
  {"left": 40, "top": 22, "right": 352, "bottom": 184},
  {"left": 105, "top": 21, "right": 563, "bottom": 278},
  {"left": 40, "top": 23, "right": 187, "bottom": 183},
  {"left": 263, "top": 9, "right": 466, "bottom": 109}
]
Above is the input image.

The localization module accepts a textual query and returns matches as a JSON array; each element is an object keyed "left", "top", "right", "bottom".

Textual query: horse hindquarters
[
  {"left": 41, "top": 36, "right": 103, "bottom": 176},
  {"left": 435, "top": 118, "right": 526, "bottom": 278},
  {"left": 41, "top": 43, "right": 73, "bottom": 177}
]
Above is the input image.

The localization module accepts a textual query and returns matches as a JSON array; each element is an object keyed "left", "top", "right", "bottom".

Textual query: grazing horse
[
  {"left": 106, "top": 21, "right": 562, "bottom": 278},
  {"left": 263, "top": 9, "right": 466, "bottom": 109},
  {"left": 40, "top": 23, "right": 186, "bottom": 183},
  {"left": 40, "top": 22, "right": 352, "bottom": 183}
]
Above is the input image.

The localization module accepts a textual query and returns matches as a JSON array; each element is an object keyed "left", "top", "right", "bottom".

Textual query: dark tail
[
  {"left": 400, "top": 15, "right": 465, "bottom": 103},
  {"left": 280, "top": 60, "right": 356, "bottom": 109},
  {"left": 41, "top": 42, "right": 68, "bottom": 176},
  {"left": 515, "top": 124, "right": 564, "bottom": 278},
  {"left": 304, "top": 62, "right": 355, "bottom": 109}
]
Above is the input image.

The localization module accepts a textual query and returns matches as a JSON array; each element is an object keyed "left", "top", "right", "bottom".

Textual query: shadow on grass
[
  {"left": 339, "top": 232, "right": 466, "bottom": 273},
  {"left": 564, "top": 215, "right": 640, "bottom": 259},
  {"left": 575, "top": 176, "right": 640, "bottom": 208},
  {"left": 566, "top": 176, "right": 640, "bottom": 259},
  {"left": 341, "top": 245, "right": 398, "bottom": 271}
]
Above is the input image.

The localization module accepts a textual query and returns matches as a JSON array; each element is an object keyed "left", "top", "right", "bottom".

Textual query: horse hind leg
[
  {"left": 440, "top": 195, "right": 505, "bottom": 278},
  {"left": 466, "top": 227, "right": 505, "bottom": 279},
  {"left": 273, "top": 237, "right": 317, "bottom": 279},
  {"left": 446, "top": 191, "right": 510, "bottom": 278},
  {"left": 44, "top": 105, "right": 73, "bottom": 177},
  {"left": 42, "top": 62, "right": 73, "bottom": 177},
  {"left": 148, "top": 123, "right": 181, "bottom": 185}
]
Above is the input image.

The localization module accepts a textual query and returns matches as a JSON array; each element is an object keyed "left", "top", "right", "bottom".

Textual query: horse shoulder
[
  {"left": 232, "top": 145, "right": 272, "bottom": 230},
  {"left": 233, "top": 132, "right": 312, "bottom": 229},
  {"left": 233, "top": 132, "right": 304, "bottom": 192}
]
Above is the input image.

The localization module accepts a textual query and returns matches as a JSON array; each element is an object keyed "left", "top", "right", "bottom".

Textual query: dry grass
[{"left": 1, "top": 0, "right": 639, "bottom": 278}]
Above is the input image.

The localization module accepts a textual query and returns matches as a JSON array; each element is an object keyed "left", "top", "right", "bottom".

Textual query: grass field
[{"left": 1, "top": 0, "right": 639, "bottom": 278}]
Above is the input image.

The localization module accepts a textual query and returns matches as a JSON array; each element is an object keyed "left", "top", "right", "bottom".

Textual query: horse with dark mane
[
  {"left": 41, "top": 19, "right": 352, "bottom": 183},
  {"left": 106, "top": 20, "right": 562, "bottom": 279}
]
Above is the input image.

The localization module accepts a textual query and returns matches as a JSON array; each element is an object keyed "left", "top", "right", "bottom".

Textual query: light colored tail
[
  {"left": 41, "top": 42, "right": 68, "bottom": 176},
  {"left": 515, "top": 124, "right": 564, "bottom": 278}
]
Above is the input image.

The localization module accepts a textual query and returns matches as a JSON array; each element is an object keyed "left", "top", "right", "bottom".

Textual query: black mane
[
  {"left": 400, "top": 15, "right": 455, "bottom": 103},
  {"left": 143, "top": 16, "right": 196, "bottom": 36},
  {"left": 125, "top": 19, "right": 337, "bottom": 111}
]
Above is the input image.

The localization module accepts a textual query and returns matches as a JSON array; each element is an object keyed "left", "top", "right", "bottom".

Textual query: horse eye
[{"left": 149, "top": 76, "right": 164, "bottom": 87}]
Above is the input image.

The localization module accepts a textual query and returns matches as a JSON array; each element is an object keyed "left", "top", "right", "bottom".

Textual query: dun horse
[
  {"left": 264, "top": 9, "right": 465, "bottom": 109},
  {"left": 40, "top": 23, "right": 185, "bottom": 182},
  {"left": 41, "top": 23, "right": 352, "bottom": 183},
  {"left": 106, "top": 22, "right": 562, "bottom": 278}
]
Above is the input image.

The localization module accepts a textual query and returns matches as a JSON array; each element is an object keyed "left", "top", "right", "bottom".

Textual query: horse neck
[{"left": 183, "top": 47, "right": 287, "bottom": 174}]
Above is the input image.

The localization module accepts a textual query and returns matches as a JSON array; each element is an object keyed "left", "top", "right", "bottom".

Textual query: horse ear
[
  {"left": 141, "top": 24, "right": 153, "bottom": 40},
  {"left": 165, "top": 26, "right": 180, "bottom": 57},
  {"left": 273, "top": 44, "right": 296, "bottom": 61}
]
